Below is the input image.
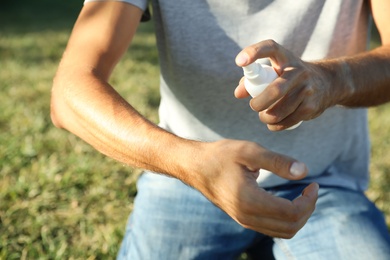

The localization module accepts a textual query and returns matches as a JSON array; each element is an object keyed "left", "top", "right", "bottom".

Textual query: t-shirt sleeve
[{"left": 84, "top": 0, "right": 148, "bottom": 11}]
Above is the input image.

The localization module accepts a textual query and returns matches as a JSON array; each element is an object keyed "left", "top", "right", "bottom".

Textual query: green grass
[
  {"left": 1, "top": 1, "right": 158, "bottom": 259},
  {"left": 0, "top": 1, "right": 389, "bottom": 259}
]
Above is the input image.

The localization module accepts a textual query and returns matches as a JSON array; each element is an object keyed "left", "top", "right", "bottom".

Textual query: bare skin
[
  {"left": 51, "top": 0, "right": 390, "bottom": 239},
  {"left": 235, "top": 0, "right": 390, "bottom": 131},
  {"left": 51, "top": 2, "right": 318, "bottom": 239}
]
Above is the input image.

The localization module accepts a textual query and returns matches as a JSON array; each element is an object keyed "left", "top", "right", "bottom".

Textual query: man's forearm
[
  {"left": 336, "top": 44, "right": 390, "bottom": 107},
  {"left": 51, "top": 67, "right": 202, "bottom": 182}
]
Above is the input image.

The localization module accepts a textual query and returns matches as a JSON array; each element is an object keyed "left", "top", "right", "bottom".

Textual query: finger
[
  {"left": 259, "top": 96, "right": 302, "bottom": 125},
  {"left": 238, "top": 212, "right": 308, "bottom": 239},
  {"left": 236, "top": 213, "right": 305, "bottom": 239},
  {"left": 249, "top": 77, "right": 288, "bottom": 112},
  {"left": 234, "top": 77, "right": 250, "bottom": 99},
  {"left": 256, "top": 183, "right": 318, "bottom": 220},
  {"left": 235, "top": 39, "right": 288, "bottom": 69},
  {"left": 249, "top": 66, "right": 302, "bottom": 112},
  {"left": 238, "top": 143, "right": 308, "bottom": 179},
  {"left": 265, "top": 113, "right": 304, "bottom": 131},
  {"left": 260, "top": 183, "right": 318, "bottom": 238},
  {"left": 292, "top": 182, "right": 319, "bottom": 218},
  {"left": 258, "top": 88, "right": 305, "bottom": 128},
  {"left": 235, "top": 184, "right": 318, "bottom": 238},
  {"left": 265, "top": 93, "right": 319, "bottom": 131}
]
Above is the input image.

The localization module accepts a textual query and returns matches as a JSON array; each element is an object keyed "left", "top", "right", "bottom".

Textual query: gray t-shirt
[{"left": 84, "top": 0, "right": 371, "bottom": 191}]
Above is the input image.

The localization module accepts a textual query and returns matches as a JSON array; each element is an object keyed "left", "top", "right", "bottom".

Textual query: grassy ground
[{"left": 1, "top": 1, "right": 389, "bottom": 259}]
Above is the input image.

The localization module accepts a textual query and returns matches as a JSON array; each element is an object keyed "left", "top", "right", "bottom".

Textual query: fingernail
[
  {"left": 290, "top": 162, "right": 306, "bottom": 177},
  {"left": 236, "top": 52, "right": 249, "bottom": 66}
]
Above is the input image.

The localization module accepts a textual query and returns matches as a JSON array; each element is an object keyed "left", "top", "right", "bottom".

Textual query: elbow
[{"left": 50, "top": 67, "right": 96, "bottom": 131}]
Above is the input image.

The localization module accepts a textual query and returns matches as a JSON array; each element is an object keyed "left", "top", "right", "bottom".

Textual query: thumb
[
  {"left": 239, "top": 144, "right": 308, "bottom": 180},
  {"left": 292, "top": 182, "right": 319, "bottom": 214}
]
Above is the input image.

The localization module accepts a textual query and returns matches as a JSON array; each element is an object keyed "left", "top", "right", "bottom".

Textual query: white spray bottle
[{"left": 242, "top": 61, "right": 302, "bottom": 130}]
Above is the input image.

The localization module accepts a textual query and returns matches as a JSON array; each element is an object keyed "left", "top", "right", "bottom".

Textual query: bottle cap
[{"left": 243, "top": 62, "right": 266, "bottom": 81}]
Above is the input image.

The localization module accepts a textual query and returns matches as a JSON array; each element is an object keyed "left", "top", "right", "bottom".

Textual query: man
[{"left": 51, "top": 0, "right": 390, "bottom": 259}]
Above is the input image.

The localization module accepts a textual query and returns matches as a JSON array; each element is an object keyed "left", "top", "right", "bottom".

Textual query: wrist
[
  {"left": 314, "top": 58, "right": 356, "bottom": 107},
  {"left": 154, "top": 133, "right": 206, "bottom": 185},
  {"left": 336, "top": 59, "right": 356, "bottom": 106}
]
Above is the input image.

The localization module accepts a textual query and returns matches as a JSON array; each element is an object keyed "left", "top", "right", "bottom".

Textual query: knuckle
[
  {"left": 300, "top": 70, "right": 311, "bottom": 81},
  {"left": 302, "top": 84, "right": 315, "bottom": 96},
  {"left": 270, "top": 154, "right": 288, "bottom": 172},
  {"left": 266, "top": 39, "right": 279, "bottom": 50},
  {"left": 247, "top": 45, "right": 259, "bottom": 55},
  {"left": 247, "top": 142, "right": 261, "bottom": 153},
  {"left": 248, "top": 39, "right": 281, "bottom": 56},
  {"left": 249, "top": 99, "right": 261, "bottom": 111},
  {"left": 268, "top": 84, "right": 284, "bottom": 100},
  {"left": 300, "top": 103, "right": 316, "bottom": 116},
  {"left": 236, "top": 141, "right": 256, "bottom": 155}
]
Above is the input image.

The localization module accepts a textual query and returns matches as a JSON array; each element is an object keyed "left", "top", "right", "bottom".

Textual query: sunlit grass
[
  {"left": 367, "top": 105, "right": 390, "bottom": 225},
  {"left": 0, "top": 1, "right": 156, "bottom": 259}
]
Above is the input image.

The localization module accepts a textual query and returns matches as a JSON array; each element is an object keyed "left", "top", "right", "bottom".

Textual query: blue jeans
[{"left": 117, "top": 172, "right": 390, "bottom": 260}]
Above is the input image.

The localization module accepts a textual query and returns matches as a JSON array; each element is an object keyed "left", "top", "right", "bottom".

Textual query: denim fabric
[{"left": 117, "top": 173, "right": 390, "bottom": 260}]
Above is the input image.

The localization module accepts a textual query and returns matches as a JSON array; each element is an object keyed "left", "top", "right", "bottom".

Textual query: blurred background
[{"left": 0, "top": 0, "right": 389, "bottom": 259}]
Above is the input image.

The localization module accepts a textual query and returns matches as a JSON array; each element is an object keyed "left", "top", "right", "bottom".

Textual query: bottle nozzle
[
  {"left": 243, "top": 62, "right": 264, "bottom": 80},
  {"left": 243, "top": 62, "right": 269, "bottom": 86}
]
